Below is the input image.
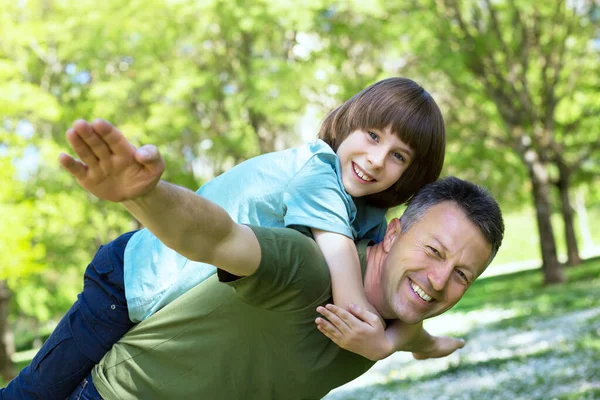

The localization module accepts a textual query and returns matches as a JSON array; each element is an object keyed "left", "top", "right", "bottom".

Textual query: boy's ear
[{"left": 383, "top": 218, "right": 401, "bottom": 253}]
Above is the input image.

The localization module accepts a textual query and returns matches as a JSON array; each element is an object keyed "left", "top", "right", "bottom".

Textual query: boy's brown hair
[{"left": 318, "top": 77, "right": 446, "bottom": 208}]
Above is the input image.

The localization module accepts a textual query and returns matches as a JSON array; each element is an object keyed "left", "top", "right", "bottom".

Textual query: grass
[
  {"left": 491, "top": 207, "right": 600, "bottom": 266},
  {"left": 326, "top": 258, "right": 600, "bottom": 400}
]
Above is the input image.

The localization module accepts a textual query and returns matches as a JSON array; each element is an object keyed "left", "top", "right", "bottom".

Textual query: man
[{"left": 57, "top": 120, "right": 503, "bottom": 399}]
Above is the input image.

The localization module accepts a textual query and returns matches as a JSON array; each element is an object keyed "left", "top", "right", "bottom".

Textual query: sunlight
[{"left": 424, "top": 307, "right": 519, "bottom": 336}]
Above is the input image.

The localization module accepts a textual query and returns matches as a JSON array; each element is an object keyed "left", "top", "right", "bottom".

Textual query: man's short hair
[{"left": 399, "top": 176, "right": 504, "bottom": 264}]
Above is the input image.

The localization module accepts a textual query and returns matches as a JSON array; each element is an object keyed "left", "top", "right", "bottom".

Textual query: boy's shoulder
[{"left": 263, "top": 139, "right": 336, "bottom": 162}]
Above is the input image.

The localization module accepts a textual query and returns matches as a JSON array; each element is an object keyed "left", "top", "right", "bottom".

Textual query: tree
[
  {"left": 551, "top": 77, "right": 600, "bottom": 265},
  {"left": 0, "top": 0, "right": 330, "bottom": 369},
  {"left": 0, "top": 155, "right": 45, "bottom": 381},
  {"left": 400, "top": 0, "right": 599, "bottom": 283}
]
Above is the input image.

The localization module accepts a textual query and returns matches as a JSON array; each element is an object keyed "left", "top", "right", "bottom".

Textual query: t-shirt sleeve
[
  {"left": 357, "top": 216, "right": 388, "bottom": 242},
  {"left": 219, "top": 226, "right": 331, "bottom": 312},
  {"left": 283, "top": 152, "right": 355, "bottom": 239}
]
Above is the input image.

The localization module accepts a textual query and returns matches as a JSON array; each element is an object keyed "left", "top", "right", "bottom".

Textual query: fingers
[
  {"left": 58, "top": 152, "right": 88, "bottom": 179},
  {"left": 66, "top": 126, "right": 99, "bottom": 168},
  {"left": 90, "top": 118, "right": 137, "bottom": 157},
  {"left": 135, "top": 145, "right": 166, "bottom": 175},
  {"left": 347, "top": 304, "right": 383, "bottom": 327},
  {"left": 315, "top": 317, "right": 345, "bottom": 345},
  {"left": 73, "top": 120, "right": 113, "bottom": 162},
  {"left": 315, "top": 317, "right": 340, "bottom": 336},
  {"left": 316, "top": 304, "right": 354, "bottom": 333}
]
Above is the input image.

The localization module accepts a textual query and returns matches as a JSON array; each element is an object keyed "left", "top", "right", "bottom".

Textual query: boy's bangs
[{"left": 346, "top": 94, "right": 440, "bottom": 161}]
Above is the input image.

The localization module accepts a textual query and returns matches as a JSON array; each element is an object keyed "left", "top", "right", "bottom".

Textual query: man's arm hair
[{"left": 123, "top": 180, "right": 261, "bottom": 277}]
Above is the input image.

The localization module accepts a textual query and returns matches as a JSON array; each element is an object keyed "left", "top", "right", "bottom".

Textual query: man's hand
[
  {"left": 59, "top": 119, "right": 165, "bottom": 202},
  {"left": 315, "top": 303, "right": 393, "bottom": 361}
]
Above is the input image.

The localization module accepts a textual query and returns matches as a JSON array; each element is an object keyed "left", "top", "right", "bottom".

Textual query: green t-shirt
[{"left": 92, "top": 226, "right": 375, "bottom": 399}]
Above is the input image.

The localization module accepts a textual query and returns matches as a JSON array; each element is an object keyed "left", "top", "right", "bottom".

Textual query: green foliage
[
  {"left": 396, "top": 0, "right": 599, "bottom": 209},
  {"left": 0, "top": 0, "right": 597, "bottom": 361},
  {"left": 0, "top": 0, "right": 334, "bottom": 325},
  {"left": 0, "top": 159, "right": 45, "bottom": 282}
]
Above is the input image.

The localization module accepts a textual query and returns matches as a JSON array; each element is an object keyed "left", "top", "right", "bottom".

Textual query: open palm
[{"left": 59, "top": 119, "right": 165, "bottom": 202}]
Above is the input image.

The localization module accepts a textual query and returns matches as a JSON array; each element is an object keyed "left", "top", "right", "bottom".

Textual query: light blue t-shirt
[{"left": 124, "top": 139, "right": 388, "bottom": 322}]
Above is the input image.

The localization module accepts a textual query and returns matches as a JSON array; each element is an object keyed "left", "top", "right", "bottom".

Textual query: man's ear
[{"left": 382, "top": 218, "right": 401, "bottom": 253}]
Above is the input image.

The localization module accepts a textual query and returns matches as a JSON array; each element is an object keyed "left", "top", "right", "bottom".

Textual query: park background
[{"left": 0, "top": 0, "right": 598, "bottom": 398}]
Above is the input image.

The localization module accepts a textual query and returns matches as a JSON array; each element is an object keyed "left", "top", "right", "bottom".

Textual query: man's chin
[{"left": 394, "top": 311, "right": 426, "bottom": 325}]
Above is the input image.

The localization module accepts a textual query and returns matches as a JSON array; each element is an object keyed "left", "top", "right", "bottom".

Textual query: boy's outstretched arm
[
  {"left": 60, "top": 119, "right": 260, "bottom": 277},
  {"left": 316, "top": 304, "right": 465, "bottom": 361}
]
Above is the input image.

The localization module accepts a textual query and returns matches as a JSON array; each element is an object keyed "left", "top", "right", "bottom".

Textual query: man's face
[{"left": 378, "top": 201, "right": 491, "bottom": 323}]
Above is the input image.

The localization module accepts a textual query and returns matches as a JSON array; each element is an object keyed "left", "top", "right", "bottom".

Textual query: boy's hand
[
  {"left": 411, "top": 335, "right": 465, "bottom": 360},
  {"left": 387, "top": 319, "right": 466, "bottom": 360},
  {"left": 315, "top": 303, "right": 393, "bottom": 361},
  {"left": 59, "top": 119, "right": 165, "bottom": 202}
]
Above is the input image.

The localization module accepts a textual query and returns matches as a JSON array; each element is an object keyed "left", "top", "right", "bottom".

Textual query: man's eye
[
  {"left": 367, "top": 131, "right": 379, "bottom": 142},
  {"left": 456, "top": 269, "right": 469, "bottom": 283},
  {"left": 427, "top": 246, "right": 441, "bottom": 257}
]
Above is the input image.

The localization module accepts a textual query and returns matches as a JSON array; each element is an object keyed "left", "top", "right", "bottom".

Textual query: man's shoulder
[
  {"left": 251, "top": 225, "right": 327, "bottom": 272},
  {"left": 225, "top": 225, "right": 332, "bottom": 310}
]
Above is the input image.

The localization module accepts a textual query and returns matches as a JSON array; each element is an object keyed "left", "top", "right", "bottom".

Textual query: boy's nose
[{"left": 367, "top": 149, "right": 386, "bottom": 168}]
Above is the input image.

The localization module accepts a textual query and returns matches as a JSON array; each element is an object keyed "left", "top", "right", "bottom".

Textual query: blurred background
[{"left": 1, "top": 0, "right": 598, "bottom": 398}]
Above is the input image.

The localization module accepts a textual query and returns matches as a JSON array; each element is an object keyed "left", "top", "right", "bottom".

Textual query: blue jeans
[
  {"left": 0, "top": 232, "right": 136, "bottom": 400},
  {"left": 67, "top": 373, "right": 102, "bottom": 400}
]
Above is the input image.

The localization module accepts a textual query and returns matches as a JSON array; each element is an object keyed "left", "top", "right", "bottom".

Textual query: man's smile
[{"left": 409, "top": 279, "right": 433, "bottom": 302}]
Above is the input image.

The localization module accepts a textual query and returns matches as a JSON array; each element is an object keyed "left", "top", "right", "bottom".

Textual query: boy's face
[{"left": 336, "top": 126, "right": 413, "bottom": 198}]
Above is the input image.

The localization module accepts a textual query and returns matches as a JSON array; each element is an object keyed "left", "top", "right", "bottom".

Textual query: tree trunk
[
  {"left": 526, "top": 157, "right": 565, "bottom": 284},
  {"left": 0, "top": 280, "right": 14, "bottom": 382},
  {"left": 574, "top": 189, "right": 595, "bottom": 252},
  {"left": 555, "top": 160, "right": 582, "bottom": 266}
]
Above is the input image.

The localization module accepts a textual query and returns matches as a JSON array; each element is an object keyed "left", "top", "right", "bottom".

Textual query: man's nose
[{"left": 427, "top": 263, "right": 453, "bottom": 292}]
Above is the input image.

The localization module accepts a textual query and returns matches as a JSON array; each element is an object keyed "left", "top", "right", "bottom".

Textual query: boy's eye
[
  {"left": 392, "top": 152, "right": 406, "bottom": 162},
  {"left": 367, "top": 131, "right": 379, "bottom": 142}
]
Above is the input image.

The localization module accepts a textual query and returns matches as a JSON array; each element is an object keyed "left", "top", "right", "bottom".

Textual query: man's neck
[{"left": 363, "top": 242, "right": 389, "bottom": 318}]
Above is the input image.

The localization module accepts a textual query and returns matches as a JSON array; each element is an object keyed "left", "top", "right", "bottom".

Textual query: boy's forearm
[
  {"left": 121, "top": 180, "right": 235, "bottom": 262},
  {"left": 387, "top": 320, "right": 434, "bottom": 353},
  {"left": 328, "top": 252, "right": 374, "bottom": 313},
  {"left": 389, "top": 321, "right": 466, "bottom": 359},
  {"left": 312, "top": 230, "right": 377, "bottom": 315},
  {"left": 405, "top": 325, "right": 435, "bottom": 352}
]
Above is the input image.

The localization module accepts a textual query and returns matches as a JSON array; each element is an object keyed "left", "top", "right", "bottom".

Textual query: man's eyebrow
[
  {"left": 430, "top": 235, "right": 449, "bottom": 254},
  {"left": 431, "top": 234, "right": 477, "bottom": 275}
]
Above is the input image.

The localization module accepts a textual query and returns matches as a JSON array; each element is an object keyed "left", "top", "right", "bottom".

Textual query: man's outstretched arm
[{"left": 59, "top": 119, "right": 261, "bottom": 277}]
